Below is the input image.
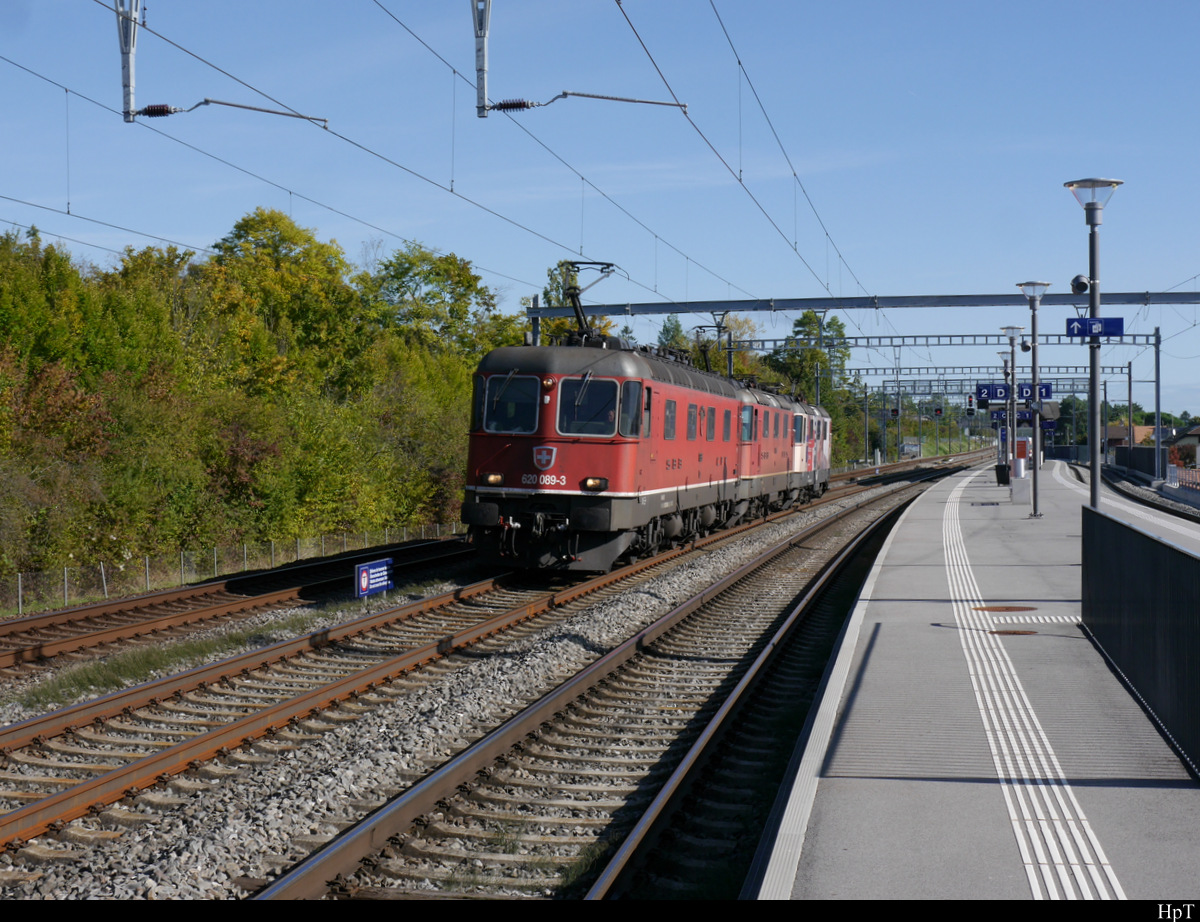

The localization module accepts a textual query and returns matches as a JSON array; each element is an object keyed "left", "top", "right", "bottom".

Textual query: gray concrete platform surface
[{"left": 750, "top": 461, "right": 1200, "bottom": 900}]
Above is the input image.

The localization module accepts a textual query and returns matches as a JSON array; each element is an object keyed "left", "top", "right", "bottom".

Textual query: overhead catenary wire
[
  {"left": 0, "top": 52, "right": 545, "bottom": 294},
  {"left": 368, "top": 0, "right": 758, "bottom": 302},
  {"left": 614, "top": 0, "right": 889, "bottom": 358},
  {"left": 0, "top": 192, "right": 214, "bottom": 255},
  {"left": 81, "top": 0, "right": 694, "bottom": 312}
]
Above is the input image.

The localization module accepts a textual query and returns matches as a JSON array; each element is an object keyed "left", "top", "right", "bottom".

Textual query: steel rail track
[
  {"left": 0, "top": 452, "right": 986, "bottom": 870},
  {"left": 251, "top": 468, "right": 961, "bottom": 899},
  {"left": 0, "top": 507, "right": 802, "bottom": 853},
  {"left": 0, "top": 541, "right": 473, "bottom": 671}
]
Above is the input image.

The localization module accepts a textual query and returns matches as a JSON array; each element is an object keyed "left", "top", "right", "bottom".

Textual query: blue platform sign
[
  {"left": 1065, "top": 317, "right": 1124, "bottom": 337},
  {"left": 976, "top": 383, "right": 1010, "bottom": 400},
  {"left": 355, "top": 558, "right": 393, "bottom": 598},
  {"left": 1018, "top": 383, "right": 1052, "bottom": 400}
]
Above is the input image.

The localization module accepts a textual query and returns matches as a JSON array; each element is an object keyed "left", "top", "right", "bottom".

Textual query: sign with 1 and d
[
  {"left": 355, "top": 559, "right": 393, "bottom": 598},
  {"left": 1065, "top": 317, "right": 1124, "bottom": 337},
  {"left": 1018, "top": 383, "right": 1052, "bottom": 400}
]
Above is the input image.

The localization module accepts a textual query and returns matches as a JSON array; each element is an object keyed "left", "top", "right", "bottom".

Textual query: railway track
[
  {"left": 0, "top": 452, "right": 987, "bottom": 896},
  {"left": 253, "top": 467, "right": 964, "bottom": 899},
  {"left": 0, "top": 540, "right": 473, "bottom": 675}
]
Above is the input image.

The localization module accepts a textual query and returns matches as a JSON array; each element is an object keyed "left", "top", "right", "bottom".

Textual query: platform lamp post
[
  {"left": 998, "top": 352, "right": 1010, "bottom": 469},
  {"left": 1001, "top": 327, "right": 1024, "bottom": 476},
  {"left": 1065, "top": 178, "right": 1122, "bottom": 509},
  {"left": 1018, "top": 283, "right": 1049, "bottom": 518}
]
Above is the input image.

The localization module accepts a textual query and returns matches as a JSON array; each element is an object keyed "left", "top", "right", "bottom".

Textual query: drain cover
[{"left": 973, "top": 605, "right": 1036, "bottom": 612}]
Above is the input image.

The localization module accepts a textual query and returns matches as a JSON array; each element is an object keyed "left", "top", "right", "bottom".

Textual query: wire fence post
[
  {"left": 145, "top": 555, "right": 150, "bottom": 592},
  {"left": 17, "top": 573, "right": 22, "bottom": 616},
  {"left": 101, "top": 562, "right": 108, "bottom": 599},
  {"left": 63, "top": 567, "right": 68, "bottom": 607}
]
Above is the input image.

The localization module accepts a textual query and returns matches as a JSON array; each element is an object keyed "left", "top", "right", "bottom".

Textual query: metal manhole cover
[
  {"left": 990, "top": 629, "right": 1037, "bottom": 635},
  {"left": 973, "top": 605, "right": 1036, "bottom": 612}
]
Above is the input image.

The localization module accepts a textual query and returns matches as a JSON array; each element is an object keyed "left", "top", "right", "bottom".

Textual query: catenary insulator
[
  {"left": 139, "top": 104, "right": 175, "bottom": 117},
  {"left": 492, "top": 99, "right": 534, "bottom": 111}
]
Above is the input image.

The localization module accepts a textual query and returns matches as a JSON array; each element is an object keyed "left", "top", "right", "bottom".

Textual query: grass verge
[{"left": 8, "top": 608, "right": 331, "bottom": 711}]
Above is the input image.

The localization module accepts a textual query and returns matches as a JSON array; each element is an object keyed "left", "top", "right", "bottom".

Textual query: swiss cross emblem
[{"left": 533, "top": 446, "right": 557, "bottom": 470}]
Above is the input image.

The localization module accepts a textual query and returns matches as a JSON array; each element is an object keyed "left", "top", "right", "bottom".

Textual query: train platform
[{"left": 748, "top": 460, "right": 1200, "bottom": 900}]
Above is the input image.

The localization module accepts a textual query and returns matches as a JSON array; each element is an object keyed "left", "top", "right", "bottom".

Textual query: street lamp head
[
  {"left": 1017, "top": 281, "right": 1051, "bottom": 300},
  {"left": 1065, "top": 178, "right": 1122, "bottom": 226},
  {"left": 1001, "top": 325, "right": 1024, "bottom": 342}
]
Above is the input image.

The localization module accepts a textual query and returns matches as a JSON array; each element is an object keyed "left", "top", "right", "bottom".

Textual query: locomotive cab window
[
  {"left": 687, "top": 404, "right": 698, "bottom": 441},
  {"left": 619, "top": 381, "right": 642, "bottom": 438},
  {"left": 558, "top": 376, "right": 618, "bottom": 436},
  {"left": 484, "top": 374, "right": 539, "bottom": 433},
  {"left": 664, "top": 400, "right": 677, "bottom": 440},
  {"left": 706, "top": 407, "right": 716, "bottom": 441}
]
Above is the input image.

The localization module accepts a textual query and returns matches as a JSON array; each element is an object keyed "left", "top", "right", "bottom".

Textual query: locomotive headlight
[
  {"left": 482, "top": 472, "right": 504, "bottom": 486},
  {"left": 582, "top": 477, "right": 608, "bottom": 492}
]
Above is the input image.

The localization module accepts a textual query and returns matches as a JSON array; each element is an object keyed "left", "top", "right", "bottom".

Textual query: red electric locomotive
[{"left": 461, "top": 334, "right": 831, "bottom": 571}]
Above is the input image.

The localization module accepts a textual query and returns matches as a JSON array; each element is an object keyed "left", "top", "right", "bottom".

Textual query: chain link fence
[{"left": 0, "top": 523, "right": 465, "bottom": 617}]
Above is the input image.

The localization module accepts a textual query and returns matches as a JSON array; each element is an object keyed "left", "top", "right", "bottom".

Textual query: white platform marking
[{"left": 944, "top": 473, "right": 1125, "bottom": 900}]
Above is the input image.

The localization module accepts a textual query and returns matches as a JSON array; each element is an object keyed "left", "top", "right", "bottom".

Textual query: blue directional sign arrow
[{"left": 1065, "top": 317, "right": 1124, "bottom": 337}]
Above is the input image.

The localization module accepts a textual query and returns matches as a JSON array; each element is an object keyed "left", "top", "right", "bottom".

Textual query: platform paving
[{"left": 751, "top": 461, "right": 1200, "bottom": 900}]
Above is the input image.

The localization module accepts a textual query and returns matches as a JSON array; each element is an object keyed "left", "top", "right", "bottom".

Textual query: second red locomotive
[{"left": 461, "top": 334, "right": 831, "bottom": 571}]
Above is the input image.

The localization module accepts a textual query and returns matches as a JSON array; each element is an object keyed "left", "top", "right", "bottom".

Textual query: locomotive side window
[
  {"left": 706, "top": 407, "right": 716, "bottom": 441},
  {"left": 723, "top": 409, "right": 731, "bottom": 441},
  {"left": 664, "top": 400, "right": 677, "bottom": 440},
  {"left": 484, "top": 374, "right": 539, "bottom": 433},
  {"left": 558, "top": 377, "right": 618, "bottom": 436},
  {"left": 643, "top": 387, "right": 653, "bottom": 437},
  {"left": 687, "top": 404, "right": 698, "bottom": 440},
  {"left": 741, "top": 406, "right": 752, "bottom": 441},
  {"left": 619, "top": 381, "right": 642, "bottom": 437},
  {"left": 774, "top": 412, "right": 780, "bottom": 439}
]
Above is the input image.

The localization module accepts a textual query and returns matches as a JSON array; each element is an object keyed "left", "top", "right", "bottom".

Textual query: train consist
[{"left": 461, "top": 333, "right": 832, "bottom": 571}]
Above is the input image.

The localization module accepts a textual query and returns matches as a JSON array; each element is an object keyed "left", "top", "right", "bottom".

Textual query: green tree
[
  {"left": 762, "top": 311, "right": 849, "bottom": 404},
  {"left": 200, "top": 208, "right": 360, "bottom": 395},
  {"left": 369, "top": 242, "right": 515, "bottom": 357},
  {"left": 658, "top": 314, "right": 689, "bottom": 351}
]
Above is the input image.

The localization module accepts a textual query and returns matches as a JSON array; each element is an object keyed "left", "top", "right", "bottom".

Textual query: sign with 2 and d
[
  {"left": 355, "top": 559, "right": 393, "bottom": 598},
  {"left": 1065, "top": 317, "right": 1124, "bottom": 337},
  {"left": 976, "top": 383, "right": 1009, "bottom": 400}
]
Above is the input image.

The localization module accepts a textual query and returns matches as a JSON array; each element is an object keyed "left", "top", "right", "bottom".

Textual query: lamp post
[
  {"left": 1018, "top": 282, "right": 1050, "bottom": 518},
  {"left": 998, "top": 351, "right": 1010, "bottom": 470},
  {"left": 1001, "top": 327, "right": 1024, "bottom": 479},
  {"left": 1065, "top": 178, "right": 1122, "bottom": 509}
]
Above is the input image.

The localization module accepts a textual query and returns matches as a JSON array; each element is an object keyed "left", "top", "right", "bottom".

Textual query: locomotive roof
[{"left": 475, "top": 343, "right": 825, "bottom": 415}]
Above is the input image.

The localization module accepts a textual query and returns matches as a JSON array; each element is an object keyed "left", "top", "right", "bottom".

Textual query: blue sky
[{"left": 2, "top": 1, "right": 1198, "bottom": 414}]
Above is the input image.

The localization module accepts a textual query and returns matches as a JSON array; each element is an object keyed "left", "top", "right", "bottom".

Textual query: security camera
[{"left": 1071, "top": 274, "right": 1090, "bottom": 295}]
